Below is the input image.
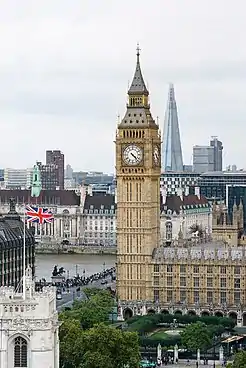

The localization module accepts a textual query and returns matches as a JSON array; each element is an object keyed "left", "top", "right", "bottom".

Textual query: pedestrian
[{"left": 196, "top": 361, "right": 198, "bottom": 368}]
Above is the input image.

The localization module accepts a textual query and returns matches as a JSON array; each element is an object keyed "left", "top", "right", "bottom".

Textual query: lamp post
[{"left": 213, "top": 335, "right": 217, "bottom": 368}]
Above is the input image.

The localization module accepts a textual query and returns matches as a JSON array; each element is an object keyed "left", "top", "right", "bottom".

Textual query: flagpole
[{"left": 23, "top": 207, "right": 26, "bottom": 300}]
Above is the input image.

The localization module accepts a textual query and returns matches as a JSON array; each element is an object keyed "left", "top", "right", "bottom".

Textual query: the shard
[{"left": 162, "top": 84, "right": 184, "bottom": 172}]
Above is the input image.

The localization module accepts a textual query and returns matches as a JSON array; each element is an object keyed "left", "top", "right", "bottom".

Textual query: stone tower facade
[
  {"left": 0, "top": 267, "right": 60, "bottom": 368},
  {"left": 212, "top": 200, "right": 244, "bottom": 247},
  {"left": 116, "top": 47, "right": 161, "bottom": 318}
]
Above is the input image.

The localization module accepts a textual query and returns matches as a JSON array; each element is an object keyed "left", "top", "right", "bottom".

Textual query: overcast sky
[{"left": 0, "top": 0, "right": 245, "bottom": 172}]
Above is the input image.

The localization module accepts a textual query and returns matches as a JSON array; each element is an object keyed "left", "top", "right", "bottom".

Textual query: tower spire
[
  {"left": 162, "top": 83, "right": 184, "bottom": 172},
  {"left": 128, "top": 44, "right": 148, "bottom": 96}
]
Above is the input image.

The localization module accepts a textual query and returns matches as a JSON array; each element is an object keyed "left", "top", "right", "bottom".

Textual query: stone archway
[
  {"left": 174, "top": 310, "right": 182, "bottom": 316},
  {"left": 123, "top": 308, "right": 133, "bottom": 320},
  {"left": 229, "top": 312, "right": 237, "bottom": 323},
  {"left": 147, "top": 309, "right": 155, "bottom": 315},
  {"left": 187, "top": 310, "right": 196, "bottom": 316},
  {"left": 215, "top": 311, "right": 224, "bottom": 318},
  {"left": 161, "top": 310, "right": 169, "bottom": 314},
  {"left": 201, "top": 311, "right": 210, "bottom": 317}
]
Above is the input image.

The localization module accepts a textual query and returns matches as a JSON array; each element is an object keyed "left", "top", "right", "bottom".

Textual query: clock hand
[{"left": 131, "top": 152, "right": 137, "bottom": 159}]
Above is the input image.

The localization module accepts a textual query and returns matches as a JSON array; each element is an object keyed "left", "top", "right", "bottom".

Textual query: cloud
[{"left": 0, "top": 0, "right": 246, "bottom": 171}]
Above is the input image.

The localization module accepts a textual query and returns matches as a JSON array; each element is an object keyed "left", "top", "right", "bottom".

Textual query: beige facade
[
  {"left": 116, "top": 49, "right": 161, "bottom": 303},
  {"left": 116, "top": 50, "right": 246, "bottom": 326}
]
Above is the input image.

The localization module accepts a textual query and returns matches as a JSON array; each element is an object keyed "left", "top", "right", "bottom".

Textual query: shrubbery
[{"left": 127, "top": 313, "right": 236, "bottom": 336}]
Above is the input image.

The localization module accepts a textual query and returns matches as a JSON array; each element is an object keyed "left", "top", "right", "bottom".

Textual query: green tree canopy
[
  {"left": 59, "top": 318, "right": 84, "bottom": 368},
  {"left": 231, "top": 351, "right": 246, "bottom": 368},
  {"left": 60, "top": 288, "right": 115, "bottom": 329},
  {"left": 181, "top": 322, "right": 212, "bottom": 352},
  {"left": 59, "top": 321, "right": 140, "bottom": 368},
  {"left": 81, "top": 323, "right": 140, "bottom": 368}
]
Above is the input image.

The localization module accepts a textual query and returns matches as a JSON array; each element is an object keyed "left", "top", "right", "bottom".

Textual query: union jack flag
[{"left": 26, "top": 205, "right": 54, "bottom": 224}]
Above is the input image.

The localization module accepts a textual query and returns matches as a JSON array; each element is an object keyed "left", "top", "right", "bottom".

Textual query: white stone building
[
  {"left": 160, "top": 187, "right": 212, "bottom": 245},
  {"left": 81, "top": 193, "right": 116, "bottom": 246},
  {"left": 0, "top": 189, "right": 83, "bottom": 245},
  {"left": 0, "top": 267, "right": 59, "bottom": 368}
]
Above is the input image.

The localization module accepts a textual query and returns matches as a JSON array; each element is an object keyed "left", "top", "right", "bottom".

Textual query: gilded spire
[{"left": 128, "top": 44, "right": 149, "bottom": 96}]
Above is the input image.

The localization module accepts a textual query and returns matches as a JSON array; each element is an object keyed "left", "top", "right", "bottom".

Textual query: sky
[{"left": 0, "top": 0, "right": 246, "bottom": 172}]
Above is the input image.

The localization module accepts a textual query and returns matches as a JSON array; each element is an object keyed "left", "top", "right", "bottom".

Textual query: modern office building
[
  {"left": 193, "top": 137, "right": 223, "bottom": 173},
  {"left": 198, "top": 171, "right": 246, "bottom": 203},
  {"left": 4, "top": 168, "right": 33, "bottom": 189},
  {"left": 162, "top": 84, "right": 183, "bottom": 172},
  {"left": 161, "top": 172, "right": 199, "bottom": 195},
  {"left": 37, "top": 162, "right": 59, "bottom": 190},
  {"left": 210, "top": 137, "right": 223, "bottom": 171},
  {"left": 46, "top": 150, "right": 64, "bottom": 189}
]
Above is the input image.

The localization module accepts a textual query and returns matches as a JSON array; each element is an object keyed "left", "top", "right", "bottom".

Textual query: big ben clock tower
[{"left": 116, "top": 46, "right": 161, "bottom": 319}]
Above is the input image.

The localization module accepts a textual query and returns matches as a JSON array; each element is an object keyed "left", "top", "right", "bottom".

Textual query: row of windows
[
  {"left": 153, "top": 264, "right": 241, "bottom": 274},
  {"left": 84, "top": 209, "right": 115, "bottom": 215},
  {"left": 154, "top": 290, "right": 241, "bottom": 305},
  {"left": 154, "top": 275, "right": 241, "bottom": 289},
  {"left": 84, "top": 226, "right": 114, "bottom": 231},
  {"left": 84, "top": 233, "right": 115, "bottom": 238}
]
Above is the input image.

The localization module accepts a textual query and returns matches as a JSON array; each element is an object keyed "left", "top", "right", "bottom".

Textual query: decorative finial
[
  {"left": 136, "top": 43, "right": 141, "bottom": 61},
  {"left": 117, "top": 114, "right": 120, "bottom": 124},
  {"left": 157, "top": 116, "right": 159, "bottom": 126}
]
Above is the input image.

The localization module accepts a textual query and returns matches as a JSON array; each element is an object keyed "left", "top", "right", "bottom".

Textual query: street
[{"left": 56, "top": 274, "right": 115, "bottom": 311}]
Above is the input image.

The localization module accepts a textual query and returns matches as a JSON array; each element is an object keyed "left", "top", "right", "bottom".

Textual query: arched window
[{"left": 14, "top": 336, "right": 27, "bottom": 367}]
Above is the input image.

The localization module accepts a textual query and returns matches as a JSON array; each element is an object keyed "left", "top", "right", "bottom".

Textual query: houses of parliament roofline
[{"left": 153, "top": 241, "right": 245, "bottom": 261}]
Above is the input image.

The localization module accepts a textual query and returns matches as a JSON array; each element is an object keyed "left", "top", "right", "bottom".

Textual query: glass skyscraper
[{"left": 162, "top": 84, "right": 183, "bottom": 172}]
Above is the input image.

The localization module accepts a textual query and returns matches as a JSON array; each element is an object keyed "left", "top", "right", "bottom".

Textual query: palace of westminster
[
  {"left": 0, "top": 48, "right": 246, "bottom": 332},
  {"left": 115, "top": 48, "right": 246, "bottom": 327}
]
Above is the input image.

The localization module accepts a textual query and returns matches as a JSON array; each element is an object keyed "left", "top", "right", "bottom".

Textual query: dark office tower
[
  {"left": 210, "top": 137, "right": 223, "bottom": 171},
  {"left": 46, "top": 150, "right": 64, "bottom": 189},
  {"left": 162, "top": 83, "right": 183, "bottom": 172}
]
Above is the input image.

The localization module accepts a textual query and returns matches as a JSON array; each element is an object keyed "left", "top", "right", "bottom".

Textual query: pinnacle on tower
[
  {"left": 162, "top": 83, "right": 184, "bottom": 172},
  {"left": 128, "top": 44, "right": 149, "bottom": 96}
]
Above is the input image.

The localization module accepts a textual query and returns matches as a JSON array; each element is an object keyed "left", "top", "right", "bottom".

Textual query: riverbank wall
[{"left": 35, "top": 244, "right": 117, "bottom": 255}]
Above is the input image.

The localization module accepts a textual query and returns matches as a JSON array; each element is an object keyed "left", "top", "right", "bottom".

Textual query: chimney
[
  {"left": 177, "top": 187, "right": 183, "bottom": 201},
  {"left": 195, "top": 186, "right": 200, "bottom": 199},
  {"left": 161, "top": 186, "right": 167, "bottom": 205},
  {"left": 184, "top": 186, "right": 189, "bottom": 196}
]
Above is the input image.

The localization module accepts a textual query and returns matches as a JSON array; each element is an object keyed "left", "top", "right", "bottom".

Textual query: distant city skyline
[{"left": 0, "top": 1, "right": 246, "bottom": 171}]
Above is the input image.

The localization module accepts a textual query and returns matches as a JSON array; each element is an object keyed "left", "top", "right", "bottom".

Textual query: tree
[
  {"left": 181, "top": 322, "right": 211, "bottom": 352},
  {"left": 232, "top": 351, "right": 246, "bottom": 368},
  {"left": 81, "top": 323, "right": 140, "bottom": 368},
  {"left": 59, "top": 318, "right": 84, "bottom": 368},
  {"left": 61, "top": 288, "right": 115, "bottom": 329},
  {"left": 189, "top": 224, "right": 204, "bottom": 238}
]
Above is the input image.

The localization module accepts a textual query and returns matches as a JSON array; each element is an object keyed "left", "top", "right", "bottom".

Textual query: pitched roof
[
  {"left": 83, "top": 194, "right": 116, "bottom": 211},
  {"left": 161, "top": 194, "right": 209, "bottom": 214},
  {"left": 128, "top": 48, "right": 148, "bottom": 95},
  {"left": 0, "top": 190, "right": 80, "bottom": 206}
]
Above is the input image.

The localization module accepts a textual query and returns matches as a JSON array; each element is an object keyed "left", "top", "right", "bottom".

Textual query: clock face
[
  {"left": 123, "top": 145, "right": 143, "bottom": 165},
  {"left": 153, "top": 146, "right": 160, "bottom": 165}
]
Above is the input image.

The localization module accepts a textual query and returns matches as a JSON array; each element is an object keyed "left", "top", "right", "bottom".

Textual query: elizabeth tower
[{"left": 116, "top": 47, "right": 161, "bottom": 315}]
